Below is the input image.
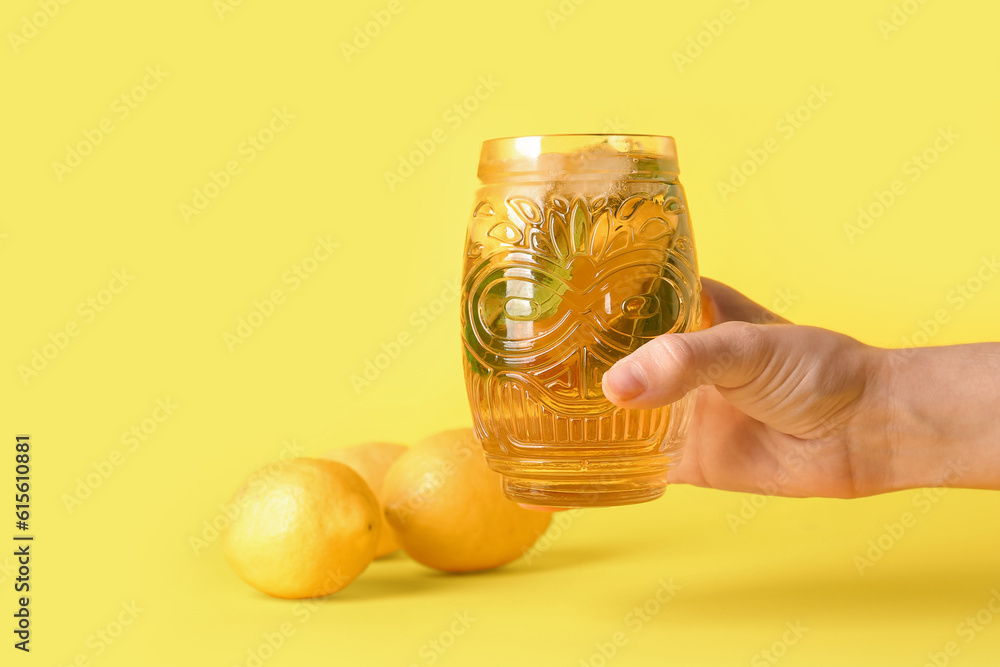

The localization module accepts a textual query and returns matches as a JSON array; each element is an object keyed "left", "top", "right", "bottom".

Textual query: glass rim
[
  {"left": 482, "top": 131, "right": 677, "bottom": 139},
  {"left": 478, "top": 134, "right": 679, "bottom": 180}
]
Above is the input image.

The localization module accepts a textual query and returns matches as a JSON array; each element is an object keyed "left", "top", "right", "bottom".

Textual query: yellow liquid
[{"left": 461, "top": 181, "right": 701, "bottom": 507}]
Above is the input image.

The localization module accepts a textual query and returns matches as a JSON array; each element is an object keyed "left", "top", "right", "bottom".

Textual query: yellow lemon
[
  {"left": 222, "top": 458, "right": 379, "bottom": 599},
  {"left": 321, "top": 441, "right": 408, "bottom": 557},
  {"left": 382, "top": 428, "right": 551, "bottom": 572}
]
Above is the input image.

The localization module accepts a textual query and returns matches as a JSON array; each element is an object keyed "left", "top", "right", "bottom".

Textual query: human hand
[{"left": 601, "top": 279, "right": 1000, "bottom": 498}]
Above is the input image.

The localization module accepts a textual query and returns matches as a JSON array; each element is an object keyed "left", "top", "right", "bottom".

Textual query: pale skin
[{"left": 591, "top": 278, "right": 1000, "bottom": 500}]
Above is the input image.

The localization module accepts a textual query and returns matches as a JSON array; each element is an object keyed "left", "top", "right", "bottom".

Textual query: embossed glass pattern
[{"left": 461, "top": 134, "right": 701, "bottom": 507}]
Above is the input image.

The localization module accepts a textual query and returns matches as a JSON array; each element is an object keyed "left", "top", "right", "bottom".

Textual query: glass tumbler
[{"left": 460, "top": 134, "right": 701, "bottom": 507}]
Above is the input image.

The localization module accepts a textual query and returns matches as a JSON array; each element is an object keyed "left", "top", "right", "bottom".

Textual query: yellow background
[{"left": 2, "top": 0, "right": 999, "bottom": 665}]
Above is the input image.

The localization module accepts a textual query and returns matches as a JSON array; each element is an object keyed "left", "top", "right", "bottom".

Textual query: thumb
[{"left": 602, "top": 321, "right": 773, "bottom": 410}]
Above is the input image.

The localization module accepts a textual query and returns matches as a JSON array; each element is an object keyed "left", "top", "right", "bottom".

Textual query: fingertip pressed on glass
[{"left": 460, "top": 134, "right": 701, "bottom": 508}]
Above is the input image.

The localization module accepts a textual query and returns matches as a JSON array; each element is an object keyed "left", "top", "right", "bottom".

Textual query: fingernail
[{"left": 604, "top": 361, "right": 647, "bottom": 401}]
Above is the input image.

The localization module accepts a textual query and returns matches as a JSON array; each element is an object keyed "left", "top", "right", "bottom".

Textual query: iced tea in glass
[{"left": 461, "top": 134, "right": 701, "bottom": 507}]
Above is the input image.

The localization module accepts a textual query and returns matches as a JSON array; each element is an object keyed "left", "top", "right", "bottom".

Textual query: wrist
[{"left": 869, "top": 344, "right": 1000, "bottom": 492}]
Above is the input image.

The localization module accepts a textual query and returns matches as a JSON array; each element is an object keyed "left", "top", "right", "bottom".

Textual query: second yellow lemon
[{"left": 382, "top": 429, "right": 551, "bottom": 572}]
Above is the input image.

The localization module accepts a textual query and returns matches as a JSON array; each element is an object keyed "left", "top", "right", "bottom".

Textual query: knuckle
[
  {"left": 649, "top": 333, "right": 698, "bottom": 374},
  {"left": 718, "top": 319, "right": 754, "bottom": 339},
  {"left": 720, "top": 320, "right": 766, "bottom": 356}
]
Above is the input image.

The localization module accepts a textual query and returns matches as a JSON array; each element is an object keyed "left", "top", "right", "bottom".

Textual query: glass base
[{"left": 501, "top": 473, "right": 668, "bottom": 508}]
